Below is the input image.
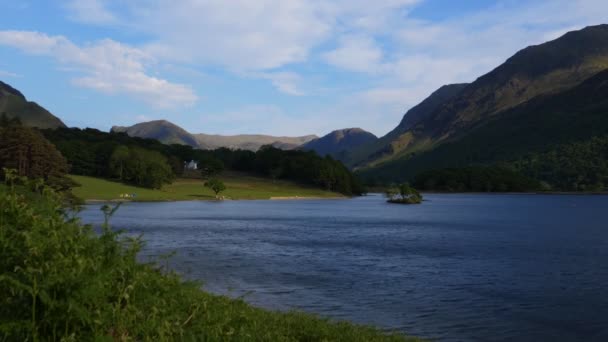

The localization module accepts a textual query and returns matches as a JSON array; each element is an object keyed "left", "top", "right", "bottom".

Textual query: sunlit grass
[{"left": 70, "top": 173, "right": 343, "bottom": 201}]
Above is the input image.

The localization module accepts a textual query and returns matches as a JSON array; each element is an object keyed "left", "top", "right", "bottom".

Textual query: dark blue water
[{"left": 79, "top": 194, "right": 608, "bottom": 341}]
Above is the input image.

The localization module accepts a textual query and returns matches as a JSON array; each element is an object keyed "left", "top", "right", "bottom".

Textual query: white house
[{"left": 184, "top": 160, "right": 198, "bottom": 170}]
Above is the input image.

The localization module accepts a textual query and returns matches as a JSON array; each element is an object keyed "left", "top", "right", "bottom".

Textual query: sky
[{"left": 0, "top": 1, "right": 607, "bottom": 137}]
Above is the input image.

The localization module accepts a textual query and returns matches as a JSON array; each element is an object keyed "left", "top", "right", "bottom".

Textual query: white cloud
[
  {"left": 323, "top": 35, "right": 384, "bottom": 73},
  {"left": 65, "top": 0, "right": 117, "bottom": 24},
  {"left": 0, "top": 30, "right": 197, "bottom": 108},
  {"left": 134, "top": 0, "right": 332, "bottom": 71},
  {"left": 256, "top": 72, "right": 304, "bottom": 96}
]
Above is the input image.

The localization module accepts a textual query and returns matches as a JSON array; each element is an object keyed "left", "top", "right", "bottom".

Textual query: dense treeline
[
  {"left": 410, "top": 135, "right": 608, "bottom": 192},
  {"left": 412, "top": 166, "right": 541, "bottom": 192},
  {"left": 0, "top": 116, "right": 74, "bottom": 192},
  {"left": 162, "top": 145, "right": 365, "bottom": 195},
  {"left": 42, "top": 127, "right": 364, "bottom": 195},
  {"left": 513, "top": 135, "right": 608, "bottom": 191},
  {"left": 40, "top": 128, "right": 175, "bottom": 189}
]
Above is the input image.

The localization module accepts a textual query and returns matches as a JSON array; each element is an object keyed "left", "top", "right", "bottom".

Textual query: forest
[{"left": 39, "top": 126, "right": 364, "bottom": 196}]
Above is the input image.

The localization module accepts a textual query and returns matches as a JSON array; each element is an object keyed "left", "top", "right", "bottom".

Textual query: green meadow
[{"left": 70, "top": 173, "right": 343, "bottom": 202}]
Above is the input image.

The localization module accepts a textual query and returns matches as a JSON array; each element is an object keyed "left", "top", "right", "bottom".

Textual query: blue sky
[{"left": 0, "top": 0, "right": 606, "bottom": 136}]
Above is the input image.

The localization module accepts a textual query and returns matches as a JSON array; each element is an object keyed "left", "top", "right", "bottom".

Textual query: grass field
[{"left": 70, "top": 173, "right": 343, "bottom": 201}]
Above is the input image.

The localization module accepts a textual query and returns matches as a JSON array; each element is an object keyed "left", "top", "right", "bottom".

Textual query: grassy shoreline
[{"left": 71, "top": 174, "right": 344, "bottom": 202}]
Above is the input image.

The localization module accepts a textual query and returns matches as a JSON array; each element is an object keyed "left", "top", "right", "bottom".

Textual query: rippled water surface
[{"left": 79, "top": 194, "right": 608, "bottom": 341}]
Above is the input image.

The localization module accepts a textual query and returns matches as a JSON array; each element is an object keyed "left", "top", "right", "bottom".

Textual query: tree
[
  {"left": 204, "top": 178, "right": 226, "bottom": 199},
  {"left": 384, "top": 187, "right": 398, "bottom": 200},
  {"left": 398, "top": 183, "right": 421, "bottom": 202},
  {"left": 109, "top": 145, "right": 129, "bottom": 181},
  {"left": 200, "top": 157, "right": 224, "bottom": 179},
  {"left": 123, "top": 147, "right": 174, "bottom": 189},
  {"left": 0, "top": 122, "right": 70, "bottom": 190}
]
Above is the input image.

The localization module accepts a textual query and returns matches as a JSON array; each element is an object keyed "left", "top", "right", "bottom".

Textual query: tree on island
[
  {"left": 204, "top": 178, "right": 226, "bottom": 199},
  {"left": 385, "top": 183, "right": 422, "bottom": 204}
]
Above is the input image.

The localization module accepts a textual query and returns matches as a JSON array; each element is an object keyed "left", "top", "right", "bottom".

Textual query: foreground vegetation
[
  {"left": 0, "top": 175, "right": 417, "bottom": 341},
  {"left": 71, "top": 174, "right": 342, "bottom": 201}
]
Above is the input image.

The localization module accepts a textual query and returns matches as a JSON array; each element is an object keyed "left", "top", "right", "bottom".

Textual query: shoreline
[
  {"left": 84, "top": 195, "right": 346, "bottom": 204},
  {"left": 418, "top": 191, "right": 608, "bottom": 196}
]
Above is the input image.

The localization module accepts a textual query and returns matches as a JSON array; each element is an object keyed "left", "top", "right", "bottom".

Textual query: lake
[{"left": 79, "top": 194, "right": 608, "bottom": 341}]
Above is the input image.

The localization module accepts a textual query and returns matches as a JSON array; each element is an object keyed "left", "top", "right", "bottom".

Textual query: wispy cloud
[
  {"left": 0, "top": 70, "right": 20, "bottom": 78},
  {"left": 0, "top": 30, "right": 197, "bottom": 108},
  {"left": 64, "top": 0, "right": 117, "bottom": 24}
]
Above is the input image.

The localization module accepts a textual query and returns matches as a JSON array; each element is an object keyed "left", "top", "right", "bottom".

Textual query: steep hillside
[
  {"left": 301, "top": 128, "right": 377, "bottom": 160},
  {"left": 358, "top": 24, "right": 608, "bottom": 169},
  {"left": 0, "top": 81, "right": 66, "bottom": 129},
  {"left": 360, "top": 68, "right": 608, "bottom": 182},
  {"left": 111, "top": 120, "right": 200, "bottom": 147},
  {"left": 347, "top": 83, "right": 467, "bottom": 167}
]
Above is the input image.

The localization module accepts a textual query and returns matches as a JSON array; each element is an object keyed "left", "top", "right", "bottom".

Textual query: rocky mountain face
[{"left": 0, "top": 80, "right": 66, "bottom": 129}]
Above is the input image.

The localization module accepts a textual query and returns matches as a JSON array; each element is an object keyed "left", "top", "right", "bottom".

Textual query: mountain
[
  {"left": 301, "top": 128, "right": 378, "bottom": 160},
  {"left": 193, "top": 133, "right": 317, "bottom": 151},
  {"left": 112, "top": 120, "right": 317, "bottom": 151},
  {"left": 361, "top": 68, "right": 608, "bottom": 182},
  {"left": 0, "top": 80, "right": 66, "bottom": 129},
  {"left": 357, "top": 24, "right": 608, "bottom": 179},
  {"left": 111, "top": 120, "right": 199, "bottom": 147}
]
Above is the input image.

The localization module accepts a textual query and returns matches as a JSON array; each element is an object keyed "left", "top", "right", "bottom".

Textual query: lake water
[{"left": 79, "top": 194, "right": 608, "bottom": 341}]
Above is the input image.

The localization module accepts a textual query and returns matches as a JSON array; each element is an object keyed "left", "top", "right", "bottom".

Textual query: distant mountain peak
[
  {"left": 0, "top": 80, "right": 26, "bottom": 100},
  {"left": 302, "top": 127, "right": 378, "bottom": 160}
]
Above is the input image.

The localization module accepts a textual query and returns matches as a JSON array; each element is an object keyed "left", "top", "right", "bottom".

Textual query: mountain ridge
[
  {"left": 112, "top": 120, "right": 318, "bottom": 151},
  {"left": 354, "top": 24, "right": 608, "bottom": 172},
  {"left": 0, "top": 80, "right": 66, "bottom": 129},
  {"left": 301, "top": 128, "right": 378, "bottom": 160}
]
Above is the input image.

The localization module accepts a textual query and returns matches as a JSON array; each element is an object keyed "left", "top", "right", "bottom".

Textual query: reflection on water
[{"left": 79, "top": 194, "right": 608, "bottom": 341}]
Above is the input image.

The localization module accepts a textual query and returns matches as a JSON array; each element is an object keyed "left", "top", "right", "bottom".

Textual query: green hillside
[
  {"left": 0, "top": 80, "right": 66, "bottom": 129},
  {"left": 347, "top": 83, "right": 467, "bottom": 167},
  {"left": 359, "top": 69, "right": 608, "bottom": 190}
]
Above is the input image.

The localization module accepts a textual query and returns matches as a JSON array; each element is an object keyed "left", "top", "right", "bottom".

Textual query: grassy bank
[
  {"left": 0, "top": 180, "right": 418, "bottom": 341},
  {"left": 70, "top": 173, "right": 343, "bottom": 202}
]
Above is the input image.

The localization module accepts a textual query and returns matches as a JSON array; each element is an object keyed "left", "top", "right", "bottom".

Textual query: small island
[{"left": 385, "top": 183, "right": 423, "bottom": 204}]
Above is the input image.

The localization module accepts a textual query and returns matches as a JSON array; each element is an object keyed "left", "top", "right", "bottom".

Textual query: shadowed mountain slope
[{"left": 0, "top": 80, "right": 66, "bottom": 129}]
